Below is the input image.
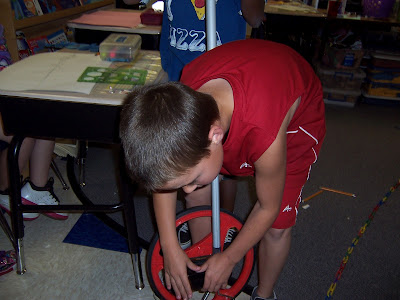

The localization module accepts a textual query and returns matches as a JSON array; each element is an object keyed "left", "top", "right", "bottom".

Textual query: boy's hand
[
  {"left": 163, "top": 246, "right": 201, "bottom": 299},
  {"left": 198, "top": 252, "right": 236, "bottom": 293}
]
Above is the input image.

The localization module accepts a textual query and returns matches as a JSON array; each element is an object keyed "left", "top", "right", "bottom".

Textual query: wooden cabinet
[{"left": 0, "top": 0, "right": 114, "bottom": 62}]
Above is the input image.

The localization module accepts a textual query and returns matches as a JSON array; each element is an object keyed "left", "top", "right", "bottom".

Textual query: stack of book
[
  {"left": 16, "top": 29, "right": 70, "bottom": 59},
  {"left": 362, "top": 52, "right": 400, "bottom": 104},
  {"left": 11, "top": 0, "right": 102, "bottom": 20}
]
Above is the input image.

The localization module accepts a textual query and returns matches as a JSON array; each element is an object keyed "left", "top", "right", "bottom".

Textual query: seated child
[{"left": 0, "top": 115, "right": 67, "bottom": 221}]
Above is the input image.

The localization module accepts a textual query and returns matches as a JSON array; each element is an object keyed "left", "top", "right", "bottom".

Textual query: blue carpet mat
[{"left": 63, "top": 213, "right": 129, "bottom": 253}]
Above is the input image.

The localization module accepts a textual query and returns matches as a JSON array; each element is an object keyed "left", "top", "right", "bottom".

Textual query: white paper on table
[{"left": 0, "top": 52, "right": 111, "bottom": 94}]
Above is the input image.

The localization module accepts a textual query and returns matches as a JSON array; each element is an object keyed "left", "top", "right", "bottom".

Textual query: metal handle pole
[
  {"left": 206, "top": 0, "right": 221, "bottom": 253},
  {"left": 206, "top": 0, "right": 220, "bottom": 253},
  {"left": 206, "top": 0, "right": 217, "bottom": 51},
  {"left": 211, "top": 176, "right": 220, "bottom": 253}
]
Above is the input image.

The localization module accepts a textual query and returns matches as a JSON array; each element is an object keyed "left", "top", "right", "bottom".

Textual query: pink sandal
[{"left": 0, "top": 250, "right": 16, "bottom": 276}]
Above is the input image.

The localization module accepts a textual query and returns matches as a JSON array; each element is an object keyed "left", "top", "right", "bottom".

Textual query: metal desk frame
[{"left": 0, "top": 92, "right": 145, "bottom": 290}]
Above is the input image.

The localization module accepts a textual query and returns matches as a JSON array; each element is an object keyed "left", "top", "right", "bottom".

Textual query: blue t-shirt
[{"left": 160, "top": 0, "right": 246, "bottom": 81}]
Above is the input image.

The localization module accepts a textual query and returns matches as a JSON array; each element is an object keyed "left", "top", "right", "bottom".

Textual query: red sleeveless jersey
[{"left": 181, "top": 39, "right": 326, "bottom": 177}]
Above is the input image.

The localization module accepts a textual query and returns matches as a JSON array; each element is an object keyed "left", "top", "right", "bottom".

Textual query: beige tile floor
[{"left": 0, "top": 157, "right": 251, "bottom": 300}]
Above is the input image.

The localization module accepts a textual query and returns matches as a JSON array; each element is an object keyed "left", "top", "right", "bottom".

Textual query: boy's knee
[
  {"left": 185, "top": 191, "right": 211, "bottom": 208},
  {"left": 264, "top": 227, "right": 292, "bottom": 242}
]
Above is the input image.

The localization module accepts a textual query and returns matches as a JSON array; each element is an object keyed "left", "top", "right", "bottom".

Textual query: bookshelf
[{"left": 0, "top": 0, "right": 115, "bottom": 62}]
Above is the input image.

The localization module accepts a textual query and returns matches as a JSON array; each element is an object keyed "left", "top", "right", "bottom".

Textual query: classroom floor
[
  {"left": 0, "top": 150, "right": 252, "bottom": 300},
  {"left": 1, "top": 101, "right": 400, "bottom": 300}
]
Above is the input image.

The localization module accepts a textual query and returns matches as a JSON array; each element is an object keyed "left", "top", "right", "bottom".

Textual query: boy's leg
[
  {"left": 22, "top": 138, "right": 67, "bottom": 220},
  {"left": 220, "top": 176, "right": 237, "bottom": 213},
  {"left": 0, "top": 125, "right": 37, "bottom": 219},
  {"left": 184, "top": 177, "right": 238, "bottom": 243},
  {"left": 254, "top": 170, "right": 307, "bottom": 299},
  {"left": 0, "top": 139, "right": 35, "bottom": 191},
  {"left": 185, "top": 184, "right": 212, "bottom": 242},
  {"left": 256, "top": 227, "right": 292, "bottom": 298},
  {"left": 0, "top": 118, "right": 35, "bottom": 190},
  {"left": 29, "top": 139, "right": 55, "bottom": 187}
]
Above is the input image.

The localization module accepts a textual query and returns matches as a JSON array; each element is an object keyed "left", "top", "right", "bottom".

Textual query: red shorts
[
  {"left": 271, "top": 124, "right": 325, "bottom": 229},
  {"left": 271, "top": 170, "right": 310, "bottom": 229}
]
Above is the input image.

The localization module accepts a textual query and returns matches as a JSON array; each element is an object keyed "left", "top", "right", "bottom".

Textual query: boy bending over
[{"left": 120, "top": 39, "right": 326, "bottom": 300}]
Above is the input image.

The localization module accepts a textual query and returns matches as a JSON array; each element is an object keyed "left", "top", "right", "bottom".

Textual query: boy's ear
[{"left": 208, "top": 125, "right": 224, "bottom": 145}]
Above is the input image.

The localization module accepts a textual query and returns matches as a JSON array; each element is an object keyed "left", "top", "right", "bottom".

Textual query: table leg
[
  {"left": 119, "top": 149, "right": 144, "bottom": 290},
  {"left": 66, "top": 147, "right": 145, "bottom": 290},
  {"left": 8, "top": 135, "right": 26, "bottom": 274}
]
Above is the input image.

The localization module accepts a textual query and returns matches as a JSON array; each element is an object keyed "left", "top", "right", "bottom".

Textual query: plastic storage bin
[
  {"left": 364, "top": 52, "right": 400, "bottom": 99},
  {"left": 323, "top": 46, "right": 364, "bottom": 70},
  {"left": 361, "top": 90, "right": 400, "bottom": 106},
  {"left": 367, "top": 69, "right": 400, "bottom": 84},
  {"left": 316, "top": 64, "right": 366, "bottom": 90},
  {"left": 370, "top": 52, "right": 400, "bottom": 69},
  {"left": 323, "top": 87, "right": 361, "bottom": 107},
  {"left": 364, "top": 82, "right": 400, "bottom": 98},
  {"left": 99, "top": 34, "right": 142, "bottom": 62}
]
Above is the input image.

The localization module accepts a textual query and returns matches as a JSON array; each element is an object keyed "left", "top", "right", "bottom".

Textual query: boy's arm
[
  {"left": 153, "top": 191, "right": 200, "bottom": 300},
  {"left": 241, "top": 0, "right": 266, "bottom": 28}
]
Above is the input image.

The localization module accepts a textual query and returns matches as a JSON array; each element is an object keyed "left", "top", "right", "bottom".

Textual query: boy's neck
[{"left": 197, "top": 78, "right": 234, "bottom": 134}]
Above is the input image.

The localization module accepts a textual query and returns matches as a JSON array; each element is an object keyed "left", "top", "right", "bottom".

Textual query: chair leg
[
  {"left": 51, "top": 158, "right": 69, "bottom": 190},
  {"left": 0, "top": 208, "right": 15, "bottom": 249}
]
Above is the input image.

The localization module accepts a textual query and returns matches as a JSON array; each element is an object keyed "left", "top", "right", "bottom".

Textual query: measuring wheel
[{"left": 147, "top": 206, "right": 255, "bottom": 300}]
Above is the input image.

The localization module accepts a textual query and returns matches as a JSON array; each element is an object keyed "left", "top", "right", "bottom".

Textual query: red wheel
[{"left": 147, "top": 206, "right": 255, "bottom": 300}]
